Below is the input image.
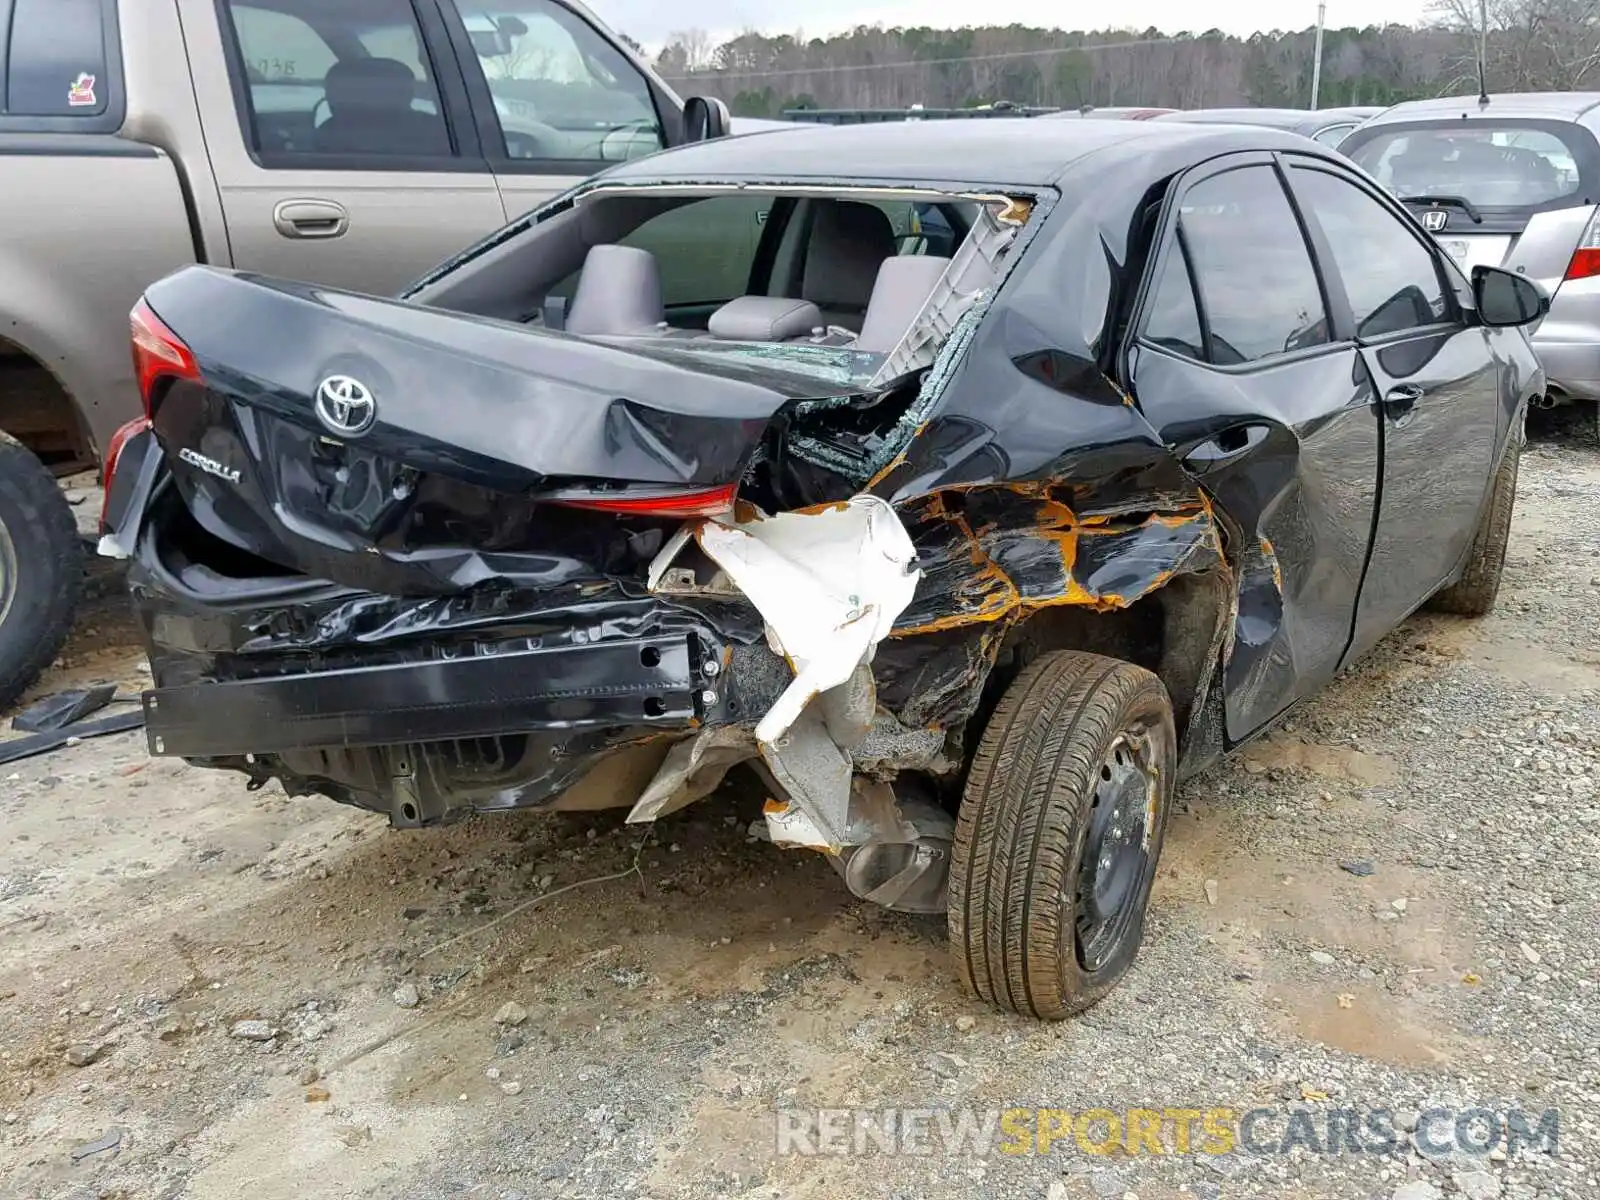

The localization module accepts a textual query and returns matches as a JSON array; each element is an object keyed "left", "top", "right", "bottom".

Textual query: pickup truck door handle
[
  {"left": 1381, "top": 384, "right": 1425, "bottom": 426},
  {"left": 273, "top": 199, "right": 349, "bottom": 240}
]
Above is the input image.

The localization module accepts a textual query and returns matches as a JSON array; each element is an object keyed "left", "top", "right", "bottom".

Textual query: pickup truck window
[
  {"left": 5, "top": 0, "right": 109, "bottom": 117},
  {"left": 442, "top": 1, "right": 663, "bottom": 167},
  {"left": 220, "top": 0, "right": 457, "bottom": 160}
]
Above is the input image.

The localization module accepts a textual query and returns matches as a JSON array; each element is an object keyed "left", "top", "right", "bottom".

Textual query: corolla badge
[
  {"left": 1421, "top": 209, "right": 1448, "bottom": 232},
  {"left": 177, "top": 447, "right": 241, "bottom": 485},
  {"left": 314, "top": 374, "right": 377, "bottom": 437}
]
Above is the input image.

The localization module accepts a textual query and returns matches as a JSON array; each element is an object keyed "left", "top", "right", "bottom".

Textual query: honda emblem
[{"left": 1422, "top": 209, "right": 1448, "bottom": 232}]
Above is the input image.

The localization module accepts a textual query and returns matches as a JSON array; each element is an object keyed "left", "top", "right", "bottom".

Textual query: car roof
[
  {"left": 599, "top": 119, "right": 1324, "bottom": 189},
  {"left": 1366, "top": 92, "right": 1600, "bottom": 123}
]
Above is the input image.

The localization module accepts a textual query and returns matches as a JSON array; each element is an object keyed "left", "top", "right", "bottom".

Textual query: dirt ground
[{"left": 2, "top": 431, "right": 1599, "bottom": 1200}]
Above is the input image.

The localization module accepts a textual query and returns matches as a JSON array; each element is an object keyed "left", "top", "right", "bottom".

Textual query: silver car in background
[
  {"left": 1341, "top": 93, "right": 1600, "bottom": 407},
  {"left": 1154, "top": 105, "right": 1384, "bottom": 148}
]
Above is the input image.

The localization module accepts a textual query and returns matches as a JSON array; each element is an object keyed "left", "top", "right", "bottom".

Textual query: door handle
[
  {"left": 1181, "top": 422, "right": 1270, "bottom": 472},
  {"left": 272, "top": 199, "right": 349, "bottom": 240},
  {"left": 1381, "top": 384, "right": 1424, "bottom": 426}
]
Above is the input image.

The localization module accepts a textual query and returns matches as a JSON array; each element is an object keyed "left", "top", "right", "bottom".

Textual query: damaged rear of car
[{"left": 104, "top": 121, "right": 1540, "bottom": 1020}]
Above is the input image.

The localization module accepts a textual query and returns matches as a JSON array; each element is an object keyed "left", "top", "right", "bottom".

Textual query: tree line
[{"left": 639, "top": 0, "right": 1600, "bottom": 116}]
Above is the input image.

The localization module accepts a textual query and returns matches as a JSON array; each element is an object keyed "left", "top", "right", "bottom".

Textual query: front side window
[
  {"left": 620, "top": 195, "right": 775, "bottom": 307},
  {"left": 1178, "top": 166, "right": 1330, "bottom": 365},
  {"left": 221, "top": 0, "right": 453, "bottom": 160},
  {"left": 6, "top": 0, "right": 108, "bottom": 116},
  {"left": 442, "top": 1, "right": 661, "bottom": 164},
  {"left": 1291, "top": 166, "right": 1450, "bottom": 339},
  {"left": 1313, "top": 123, "right": 1354, "bottom": 148}
]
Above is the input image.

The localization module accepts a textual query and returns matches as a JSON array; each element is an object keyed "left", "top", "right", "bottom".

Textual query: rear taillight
[
  {"left": 1566, "top": 212, "right": 1600, "bottom": 280},
  {"left": 555, "top": 481, "right": 738, "bottom": 518},
  {"left": 130, "top": 298, "right": 198, "bottom": 417},
  {"left": 99, "top": 414, "right": 152, "bottom": 531}
]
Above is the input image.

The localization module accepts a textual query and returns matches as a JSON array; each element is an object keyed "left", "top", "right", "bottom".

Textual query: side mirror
[
  {"left": 1472, "top": 265, "right": 1548, "bottom": 328},
  {"left": 682, "top": 96, "right": 731, "bottom": 143}
]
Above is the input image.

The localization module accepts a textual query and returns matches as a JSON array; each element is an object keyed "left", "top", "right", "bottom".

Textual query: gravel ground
[{"left": 1, "top": 432, "right": 1598, "bottom": 1200}]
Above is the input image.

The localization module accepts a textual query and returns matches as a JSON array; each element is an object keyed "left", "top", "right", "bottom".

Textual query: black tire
[
  {"left": 0, "top": 433, "right": 82, "bottom": 711},
  {"left": 1427, "top": 438, "right": 1519, "bottom": 617},
  {"left": 949, "top": 650, "right": 1176, "bottom": 1020}
]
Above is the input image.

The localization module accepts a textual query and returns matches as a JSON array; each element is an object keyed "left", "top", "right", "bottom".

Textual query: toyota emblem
[
  {"left": 1422, "top": 209, "right": 1448, "bottom": 232},
  {"left": 314, "top": 374, "right": 376, "bottom": 437}
]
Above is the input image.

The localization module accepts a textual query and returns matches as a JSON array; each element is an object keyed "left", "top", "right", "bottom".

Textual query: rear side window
[
  {"left": 1345, "top": 119, "right": 1594, "bottom": 210},
  {"left": 1174, "top": 166, "right": 1330, "bottom": 365},
  {"left": 219, "top": 0, "right": 456, "bottom": 161},
  {"left": 1142, "top": 239, "right": 1205, "bottom": 362},
  {"left": 4, "top": 0, "right": 113, "bottom": 117}
]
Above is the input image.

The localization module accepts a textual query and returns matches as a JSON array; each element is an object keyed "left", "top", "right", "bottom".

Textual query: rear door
[
  {"left": 181, "top": 0, "right": 508, "bottom": 296},
  {"left": 1126, "top": 153, "right": 1381, "bottom": 742},
  {"left": 432, "top": 0, "right": 681, "bottom": 222},
  {"left": 1283, "top": 158, "right": 1504, "bottom": 660}
]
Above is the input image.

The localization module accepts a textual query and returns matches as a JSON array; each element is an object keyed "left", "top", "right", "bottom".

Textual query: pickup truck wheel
[
  {"left": 948, "top": 650, "right": 1175, "bottom": 1020},
  {"left": 1427, "top": 438, "right": 1519, "bottom": 617},
  {"left": 0, "top": 433, "right": 82, "bottom": 710}
]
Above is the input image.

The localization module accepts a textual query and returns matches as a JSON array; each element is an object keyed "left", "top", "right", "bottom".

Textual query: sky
[{"left": 590, "top": 0, "right": 1440, "bottom": 52}]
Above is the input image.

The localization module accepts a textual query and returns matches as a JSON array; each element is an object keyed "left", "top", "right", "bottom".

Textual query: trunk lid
[{"left": 139, "top": 267, "right": 862, "bottom": 595}]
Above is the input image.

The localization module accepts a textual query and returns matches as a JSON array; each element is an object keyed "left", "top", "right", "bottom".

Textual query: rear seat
[{"left": 563, "top": 237, "right": 954, "bottom": 360}]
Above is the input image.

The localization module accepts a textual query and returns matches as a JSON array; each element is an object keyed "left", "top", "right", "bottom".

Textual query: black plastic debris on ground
[
  {"left": 0, "top": 700, "right": 146, "bottom": 767},
  {"left": 12, "top": 685, "right": 117, "bottom": 733},
  {"left": 1339, "top": 860, "right": 1376, "bottom": 877}
]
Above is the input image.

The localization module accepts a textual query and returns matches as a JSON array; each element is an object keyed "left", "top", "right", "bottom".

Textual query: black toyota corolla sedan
[{"left": 100, "top": 119, "right": 1545, "bottom": 1020}]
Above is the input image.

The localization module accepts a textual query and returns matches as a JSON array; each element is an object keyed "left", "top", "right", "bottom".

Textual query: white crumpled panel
[{"left": 694, "top": 495, "right": 921, "bottom": 746}]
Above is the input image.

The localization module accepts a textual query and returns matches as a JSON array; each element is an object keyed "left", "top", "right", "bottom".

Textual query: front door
[
  {"left": 1127, "top": 155, "right": 1383, "bottom": 742},
  {"left": 431, "top": 0, "right": 680, "bottom": 222},
  {"left": 1280, "top": 162, "right": 1504, "bottom": 661},
  {"left": 183, "top": 0, "right": 508, "bottom": 296}
]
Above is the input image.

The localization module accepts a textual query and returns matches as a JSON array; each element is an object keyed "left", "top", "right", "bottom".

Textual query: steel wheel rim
[{"left": 1074, "top": 727, "right": 1162, "bottom": 972}]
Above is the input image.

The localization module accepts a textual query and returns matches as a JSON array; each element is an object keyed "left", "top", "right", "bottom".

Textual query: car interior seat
[
  {"left": 315, "top": 58, "right": 449, "bottom": 156},
  {"left": 853, "top": 255, "right": 951, "bottom": 354},
  {"left": 800, "top": 201, "right": 898, "bottom": 330},
  {"left": 564, "top": 245, "right": 667, "bottom": 336}
]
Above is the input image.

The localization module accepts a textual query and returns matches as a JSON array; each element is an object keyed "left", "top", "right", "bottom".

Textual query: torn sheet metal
[{"left": 892, "top": 487, "right": 1225, "bottom": 635}]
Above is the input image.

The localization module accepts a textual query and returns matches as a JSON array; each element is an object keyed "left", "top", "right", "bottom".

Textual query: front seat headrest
[
  {"left": 324, "top": 57, "right": 417, "bottom": 114},
  {"left": 565, "top": 244, "right": 666, "bottom": 336},
  {"left": 801, "top": 201, "right": 897, "bottom": 313}
]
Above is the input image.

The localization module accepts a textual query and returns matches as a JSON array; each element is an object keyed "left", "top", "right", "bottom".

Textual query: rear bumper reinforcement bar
[{"left": 142, "top": 635, "right": 699, "bottom": 757}]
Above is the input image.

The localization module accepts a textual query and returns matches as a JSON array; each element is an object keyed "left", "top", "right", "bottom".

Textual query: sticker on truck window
[{"left": 67, "top": 73, "right": 97, "bottom": 107}]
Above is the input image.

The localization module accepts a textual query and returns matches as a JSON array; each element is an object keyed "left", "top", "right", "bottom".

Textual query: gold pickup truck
[{"left": 0, "top": 0, "right": 767, "bottom": 708}]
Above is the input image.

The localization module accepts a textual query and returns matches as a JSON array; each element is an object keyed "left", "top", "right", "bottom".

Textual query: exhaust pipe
[{"left": 830, "top": 795, "right": 954, "bottom": 915}]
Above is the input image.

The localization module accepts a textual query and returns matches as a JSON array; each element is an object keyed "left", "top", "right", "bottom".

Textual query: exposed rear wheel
[
  {"left": 948, "top": 650, "right": 1175, "bottom": 1020},
  {"left": 1427, "top": 438, "right": 1519, "bottom": 617},
  {"left": 0, "top": 433, "right": 82, "bottom": 711}
]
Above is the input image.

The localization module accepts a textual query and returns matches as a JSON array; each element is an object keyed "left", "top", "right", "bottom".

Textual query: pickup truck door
[
  {"left": 180, "top": 0, "right": 507, "bottom": 297},
  {"left": 430, "top": 0, "right": 683, "bottom": 222}
]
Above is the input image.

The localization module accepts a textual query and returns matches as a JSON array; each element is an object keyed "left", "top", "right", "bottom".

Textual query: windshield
[{"left": 1346, "top": 122, "right": 1589, "bottom": 208}]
